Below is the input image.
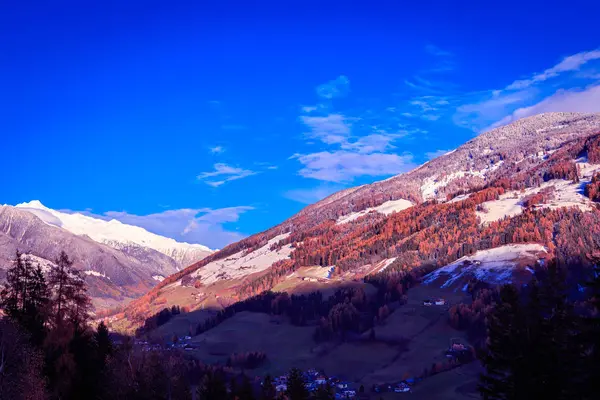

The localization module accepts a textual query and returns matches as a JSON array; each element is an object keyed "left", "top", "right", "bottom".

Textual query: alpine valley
[
  {"left": 82, "top": 112, "right": 600, "bottom": 396},
  {"left": 6, "top": 112, "right": 600, "bottom": 398},
  {"left": 0, "top": 200, "right": 213, "bottom": 309}
]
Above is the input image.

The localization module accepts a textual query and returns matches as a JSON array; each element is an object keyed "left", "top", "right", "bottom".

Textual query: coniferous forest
[{"left": 2, "top": 248, "right": 600, "bottom": 399}]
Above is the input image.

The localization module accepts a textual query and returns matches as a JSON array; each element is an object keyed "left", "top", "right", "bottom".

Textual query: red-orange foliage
[{"left": 585, "top": 173, "right": 600, "bottom": 201}]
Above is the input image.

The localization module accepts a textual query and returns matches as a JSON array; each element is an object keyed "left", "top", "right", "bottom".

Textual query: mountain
[
  {"left": 14, "top": 200, "right": 213, "bottom": 268},
  {"left": 117, "top": 112, "right": 600, "bottom": 328},
  {"left": 0, "top": 201, "right": 214, "bottom": 310}
]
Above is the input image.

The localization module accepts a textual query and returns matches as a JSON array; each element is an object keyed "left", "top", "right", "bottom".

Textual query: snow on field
[
  {"left": 336, "top": 199, "right": 413, "bottom": 225},
  {"left": 421, "top": 161, "right": 503, "bottom": 201},
  {"left": 376, "top": 257, "right": 397, "bottom": 272},
  {"left": 188, "top": 233, "right": 293, "bottom": 286},
  {"left": 84, "top": 270, "right": 111, "bottom": 280},
  {"left": 423, "top": 244, "right": 547, "bottom": 288},
  {"left": 447, "top": 193, "right": 471, "bottom": 203},
  {"left": 477, "top": 162, "right": 600, "bottom": 225}
]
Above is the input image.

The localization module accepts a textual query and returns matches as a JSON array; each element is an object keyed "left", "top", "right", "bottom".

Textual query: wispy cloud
[
  {"left": 209, "top": 145, "right": 225, "bottom": 154},
  {"left": 293, "top": 150, "right": 414, "bottom": 182},
  {"left": 284, "top": 185, "right": 344, "bottom": 204},
  {"left": 300, "top": 114, "right": 352, "bottom": 145},
  {"left": 506, "top": 49, "right": 600, "bottom": 90},
  {"left": 316, "top": 75, "right": 350, "bottom": 99},
  {"left": 425, "top": 149, "right": 452, "bottom": 160},
  {"left": 197, "top": 163, "right": 257, "bottom": 187},
  {"left": 80, "top": 206, "right": 254, "bottom": 249},
  {"left": 488, "top": 84, "right": 600, "bottom": 130},
  {"left": 453, "top": 48, "right": 600, "bottom": 131},
  {"left": 425, "top": 44, "right": 452, "bottom": 57},
  {"left": 302, "top": 105, "right": 318, "bottom": 113},
  {"left": 293, "top": 75, "right": 420, "bottom": 183}
]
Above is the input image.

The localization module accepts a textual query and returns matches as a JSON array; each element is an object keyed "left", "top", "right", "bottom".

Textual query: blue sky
[{"left": 1, "top": 1, "right": 600, "bottom": 249}]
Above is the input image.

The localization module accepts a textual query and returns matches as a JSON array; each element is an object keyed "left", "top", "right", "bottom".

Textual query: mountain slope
[
  {"left": 14, "top": 200, "right": 213, "bottom": 268},
  {"left": 0, "top": 202, "right": 214, "bottom": 310},
  {"left": 119, "top": 112, "right": 600, "bottom": 327}
]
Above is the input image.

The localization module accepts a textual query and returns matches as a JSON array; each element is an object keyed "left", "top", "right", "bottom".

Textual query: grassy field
[{"left": 181, "top": 281, "right": 479, "bottom": 398}]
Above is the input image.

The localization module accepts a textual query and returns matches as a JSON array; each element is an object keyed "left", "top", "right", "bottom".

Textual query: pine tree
[
  {"left": 581, "top": 259, "right": 600, "bottom": 398},
  {"left": 0, "top": 251, "right": 50, "bottom": 345},
  {"left": 479, "top": 284, "right": 527, "bottom": 399},
  {"left": 261, "top": 375, "right": 276, "bottom": 400},
  {"left": 314, "top": 381, "right": 335, "bottom": 400},
  {"left": 96, "top": 321, "right": 112, "bottom": 367},
  {"left": 200, "top": 370, "right": 228, "bottom": 400},
  {"left": 286, "top": 368, "right": 308, "bottom": 400},
  {"left": 238, "top": 374, "right": 255, "bottom": 400},
  {"left": 48, "top": 251, "right": 90, "bottom": 329}
]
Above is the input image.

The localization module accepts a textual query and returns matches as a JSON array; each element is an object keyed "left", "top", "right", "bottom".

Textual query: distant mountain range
[{"left": 0, "top": 200, "right": 213, "bottom": 310}]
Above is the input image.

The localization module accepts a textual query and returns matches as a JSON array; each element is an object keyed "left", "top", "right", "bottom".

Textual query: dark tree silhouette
[{"left": 286, "top": 368, "right": 309, "bottom": 400}]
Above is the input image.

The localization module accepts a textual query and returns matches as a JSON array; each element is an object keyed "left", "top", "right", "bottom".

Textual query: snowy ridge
[{"left": 14, "top": 200, "right": 213, "bottom": 267}]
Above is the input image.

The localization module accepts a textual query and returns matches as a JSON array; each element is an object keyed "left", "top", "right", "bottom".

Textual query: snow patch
[
  {"left": 377, "top": 257, "right": 397, "bottom": 272},
  {"left": 477, "top": 170, "right": 600, "bottom": 225},
  {"left": 420, "top": 161, "right": 504, "bottom": 201},
  {"left": 84, "top": 270, "right": 111, "bottom": 280},
  {"left": 191, "top": 233, "right": 293, "bottom": 285},
  {"left": 423, "top": 244, "right": 547, "bottom": 288},
  {"left": 152, "top": 275, "right": 165, "bottom": 282},
  {"left": 336, "top": 199, "right": 413, "bottom": 225}
]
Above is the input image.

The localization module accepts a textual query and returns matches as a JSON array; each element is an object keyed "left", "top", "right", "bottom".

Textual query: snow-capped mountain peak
[{"left": 14, "top": 200, "right": 213, "bottom": 267}]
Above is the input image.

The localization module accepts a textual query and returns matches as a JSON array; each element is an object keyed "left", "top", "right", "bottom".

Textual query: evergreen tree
[
  {"left": 286, "top": 368, "right": 308, "bottom": 400},
  {"left": 96, "top": 321, "right": 113, "bottom": 368},
  {"left": 479, "top": 284, "right": 528, "bottom": 399},
  {"left": 238, "top": 374, "right": 255, "bottom": 400},
  {"left": 200, "top": 370, "right": 228, "bottom": 400},
  {"left": 581, "top": 260, "right": 600, "bottom": 398},
  {"left": 0, "top": 251, "right": 50, "bottom": 345},
  {"left": 48, "top": 251, "right": 90, "bottom": 329},
  {"left": 314, "top": 381, "right": 335, "bottom": 400},
  {"left": 261, "top": 375, "right": 276, "bottom": 400}
]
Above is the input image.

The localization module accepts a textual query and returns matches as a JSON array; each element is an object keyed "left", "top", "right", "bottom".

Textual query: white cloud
[
  {"left": 506, "top": 49, "right": 600, "bottom": 90},
  {"left": 410, "top": 100, "right": 438, "bottom": 112},
  {"left": 294, "top": 151, "right": 414, "bottom": 182},
  {"left": 487, "top": 84, "right": 600, "bottom": 130},
  {"left": 340, "top": 133, "right": 403, "bottom": 154},
  {"left": 300, "top": 113, "right": 351, "bottom": 144},
  {"left": 425, "top": 149, "right": 452, "bottom": 160},
  {"left": 454, "top": 89, "right": 538, "bottom": 130},
  {"left": 284, "top": 185, "right": 344, "bottom": 204},
  {"left": 316, "top": 75, "right": 350, "bottom": 99},
  {"left": 302, "top": 105, "right": 318, "bottom": 113},
  {"left": 83, "top": 206, "right": 254, "bottom": 249},
  {"left": 454, "top": 48, "right": 600, "bottom": 131},
  {"left": 210, "top": 145, "right": 225, "bottom": 154},
  {"left": 425, "top": 44, "right": 452, "bottom": 57},
  {"left": 197, "top": 163, "right": 257, "bottom": 187}
]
